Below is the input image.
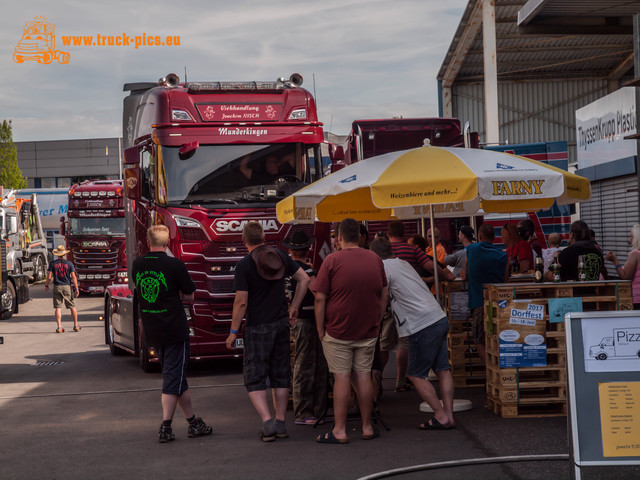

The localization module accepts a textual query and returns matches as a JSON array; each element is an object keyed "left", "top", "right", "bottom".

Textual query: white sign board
[{"left": 575, "top": 87, "right": 637, "bottom": 170}]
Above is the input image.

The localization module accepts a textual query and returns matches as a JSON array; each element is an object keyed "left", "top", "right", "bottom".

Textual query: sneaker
[
  {"left": 259, "top": 419, "right": 277, "bottom": 442},
  {"left": 188, "top": 417, "right": 213, "bottom": 438},
  {"left": 274, "top": 419, "right": 288, "bottom": 439},
  {"left": 158, "top": 425, "right": 175, "bottom": 443}
]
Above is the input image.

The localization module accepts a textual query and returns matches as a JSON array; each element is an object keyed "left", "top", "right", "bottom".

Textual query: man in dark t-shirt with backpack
[
  {"left": 227, "top": 221, "right": 310, "bottom": 442},
  {"left": 132, "top": 225, "right": 212, "bottom": 444}
]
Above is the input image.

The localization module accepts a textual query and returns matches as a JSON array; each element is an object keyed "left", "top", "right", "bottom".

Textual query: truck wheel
[
  {"left": 0, "top": 281, "right": 17, "bottom": 320},
  {"left": 39, "top": 52, "right": 53, "bottom": 64},
  {"left": 138, "top": 321, "right": 159, "bottom": 372},
  {"left": 57, "top": 52, "right": 70, "bottom": 64},
  {"left": 13, "top": 53, "right": 24, "bottom": 63},
  {"left": 596, "top": 353, "right": 607, "bottom": 360},
  {"left": 33, "top": 255, "right": 46, "bottom": 282},
  {"left": 105, "top": 298, "right": 125, "bottom": 356}
]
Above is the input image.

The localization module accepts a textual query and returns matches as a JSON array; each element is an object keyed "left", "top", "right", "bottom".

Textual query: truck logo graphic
[
  {"left": 13, "top": 17, "right": 70, "bottom": 64},
  {"left": 589, "top": 328, "right": 640, "bottom": 360}
]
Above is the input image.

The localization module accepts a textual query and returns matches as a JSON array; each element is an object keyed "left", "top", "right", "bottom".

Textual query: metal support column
[{"left": 482, "top": 0, "right": 499, "bottom": 146}]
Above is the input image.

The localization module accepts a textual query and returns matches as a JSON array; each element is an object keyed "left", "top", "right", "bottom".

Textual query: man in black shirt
[
  {"left": 545, "top": 220, "right": 607, "bottom": 282},
  {"left": 283, "top": 231, "right": 328, "bottom": 425},
  {"left": 227, "top": 221, "right": 310, "bottom": 442},
  {"left": 132, "top": 225, "right": 212, "bottom": 443},
  {"left": 45, "top": 245, "right": 80, "bottom": 333}
]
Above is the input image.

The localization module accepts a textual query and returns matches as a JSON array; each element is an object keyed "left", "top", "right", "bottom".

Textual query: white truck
[
  {"left": 0, "top": 188, "right": 49, "bottom": 281},
  {"left": 589, "top": 328, "right": 640, "bottom": 360}
]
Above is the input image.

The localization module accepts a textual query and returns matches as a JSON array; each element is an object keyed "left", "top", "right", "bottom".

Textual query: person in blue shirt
[{"left": 466, "top": 223, "right": 509, "bottom": 362}]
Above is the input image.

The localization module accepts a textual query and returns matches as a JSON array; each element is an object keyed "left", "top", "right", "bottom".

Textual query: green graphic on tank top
[
  {"left": 584, "top": 253, "right": 602, "bottom": 281},
  {"left": 135, "top": 270, "right": 168, "bottom": 304}
]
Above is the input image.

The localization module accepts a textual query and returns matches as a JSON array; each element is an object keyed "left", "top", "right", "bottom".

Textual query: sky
[{"left": 2, "top": 0, "right": 468, "bottom": 142}]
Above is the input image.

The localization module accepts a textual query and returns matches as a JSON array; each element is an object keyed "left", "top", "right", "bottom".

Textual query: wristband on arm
[{"left": 230, "top": 327, "right": 239, "bottom": 335}]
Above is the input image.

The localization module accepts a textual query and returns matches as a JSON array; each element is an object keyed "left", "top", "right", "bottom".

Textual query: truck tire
[
  {"left": 0, "top": 281, "right": 17, "bottom": 320},
  {"left": 138, "top": 320, "right": 159, "bottom": 373},
  {"left": 33, "top": 255, "right": 46, "bottom": 282},
  {"left": 39, "top": 52, "right": 53, "bottom": 64},
  {"left": 57, "top": 52, "right": 70, "bottom": 64},
  {"left": 13, "top": 53, "right": 24, "bottom": 63},
  {"left": 104, "top": 298, "right": 125, "bottom": 356},
  {"left": 596, "top": 353, "right": 607, "bottom": 361}
]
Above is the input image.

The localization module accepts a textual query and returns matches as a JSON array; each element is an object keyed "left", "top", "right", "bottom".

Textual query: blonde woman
[{"left": 606, "top": 224, "right": 640, "bottom": 309}]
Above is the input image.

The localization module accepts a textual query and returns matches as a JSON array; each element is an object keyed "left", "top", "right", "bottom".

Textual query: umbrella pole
[{"left": 430, "top": 206, "right": 440, "bottom": 304}]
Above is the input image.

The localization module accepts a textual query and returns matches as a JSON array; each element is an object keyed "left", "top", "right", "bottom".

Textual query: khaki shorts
[
  {"left": 53, "top": 285, "right": 75, "bottom": 309},
  {"left": 321, "top": 333, "right": 376, "bottom": 374},
  {"left": 379, "top": 310, "right": 409, "bottom": 351}
]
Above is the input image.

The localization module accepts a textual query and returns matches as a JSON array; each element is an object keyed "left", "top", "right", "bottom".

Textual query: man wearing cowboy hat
[
  {"left": 45, "top": 245, "right": 80, "bottom": 333},
  {"left": 227, "top": 221, "right": 310, "bottom": 442},
  {"left": 283, "top": 230, "right": 329, "bottom": 426}
]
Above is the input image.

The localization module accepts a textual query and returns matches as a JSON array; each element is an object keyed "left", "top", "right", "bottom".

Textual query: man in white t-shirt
[{"left": 369, "top": 237, "right": 456, "bottom": 430}]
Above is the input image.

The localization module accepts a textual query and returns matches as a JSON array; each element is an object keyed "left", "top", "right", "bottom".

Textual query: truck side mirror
[
  {"left": 59, "top": 217, "right": 66, "bottom": 236},
  {"left": 124, "top": 167, "right": 141, "bottom": 200},
  {"left": 123, "top": 146, "right": 140, "bottom": 165}
]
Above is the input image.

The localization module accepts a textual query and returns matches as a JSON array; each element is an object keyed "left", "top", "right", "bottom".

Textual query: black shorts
[
  {"left": 160, "top": 341, "right": 189, "bottom": 395},
  {"left": 243, "top": 320, "right": 291, "bottom": 393}
]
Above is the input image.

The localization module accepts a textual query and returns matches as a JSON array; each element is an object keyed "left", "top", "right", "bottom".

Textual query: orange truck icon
[{"left": 13, "top": 17, "right": 70, "bottom": 64}]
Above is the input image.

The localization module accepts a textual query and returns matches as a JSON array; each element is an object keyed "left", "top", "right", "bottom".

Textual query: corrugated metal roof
[{"left": 439, "top": 0, "right": 636, "bottom": 85}]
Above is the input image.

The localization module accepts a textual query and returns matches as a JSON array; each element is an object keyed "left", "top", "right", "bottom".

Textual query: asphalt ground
[{"left": 1, "top": 284, "right": 639, "bottom": 480}]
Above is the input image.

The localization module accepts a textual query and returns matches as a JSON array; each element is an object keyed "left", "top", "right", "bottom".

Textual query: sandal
[
  {"left": 362, "top": 426, "right": 380, "bottom": 440},
  {"left": 418, "top": 417, "right": 456, "bottom": 430},
  {"left": 56, "top": 327, "right": 65, "bottom": 333},
  {"left": 317, "top": 431, "right": 349, "bottom": 444},
  {"left": 73, "top": 325, "right": 81, "bottom": 332}
]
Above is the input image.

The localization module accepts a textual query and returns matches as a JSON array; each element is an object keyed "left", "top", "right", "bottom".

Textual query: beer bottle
[
  {"left": 511, "top": 256, "right": 520, "bottom": 275},
  {"left": 551, "top": 257, "right": 560, "bottom": 283},
  {"left": 534, "top": 256, "right": 544, "bottom": 283},
  {"left": 578, "top": 255, "right": 586, "bottom": 281}
]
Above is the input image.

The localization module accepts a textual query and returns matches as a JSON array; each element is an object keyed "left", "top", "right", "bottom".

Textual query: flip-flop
[
  {"left": 73, "top": 325, "right": 81, "bottom": 332},
  {"left": 362, "top": 426, "right": 380, "bottom": 440},
  {"left": 317, "top": 431, "right": 349, "bottom": 444},
  {"left": 418, "top": 417, "right": 456, "bottom": 430},
  {"left": 56, "top": 327, "right": 65, "bottom": 333},
  {"left": 295, "top": 417, "right": 319, "bottom": 426}
]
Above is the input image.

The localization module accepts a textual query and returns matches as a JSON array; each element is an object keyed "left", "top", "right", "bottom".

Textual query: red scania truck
[
  {"left": 62, "top": 180, "right": 127, "bottom": 294},
  {"left": 106, "top": 73, "right": 328, "bottom": 371}
]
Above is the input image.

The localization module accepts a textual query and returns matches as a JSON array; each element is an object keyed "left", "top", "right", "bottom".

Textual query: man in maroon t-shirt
[{"left": 314, "top": 218, "right": 388, "bottom": 444}]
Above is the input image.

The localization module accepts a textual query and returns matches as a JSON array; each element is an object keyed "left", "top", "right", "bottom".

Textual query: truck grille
[{"left": 72, "top": 248, "right": 120, "bottom": 268}]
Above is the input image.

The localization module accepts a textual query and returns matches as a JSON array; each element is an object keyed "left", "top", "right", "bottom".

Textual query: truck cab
[{"left": 106, "top": 73, "right": 330, "bottom": 371}]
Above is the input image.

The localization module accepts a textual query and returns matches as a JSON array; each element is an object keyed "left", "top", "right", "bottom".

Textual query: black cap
[{"left": 460, "top": 226, "right": 475, "bottom": 241}]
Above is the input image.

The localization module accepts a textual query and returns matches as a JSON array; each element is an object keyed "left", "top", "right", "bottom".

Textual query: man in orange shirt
[{"left": 425, "top": 227, "right": 447, "bottom": 264}]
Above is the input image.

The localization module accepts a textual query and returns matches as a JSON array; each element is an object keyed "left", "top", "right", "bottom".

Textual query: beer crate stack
[
  {"left": 483, "top": 280, "right": 632, "bottom": 418},
  {"left": 442, "top": 281, "right": 486, "bottom": 388}
]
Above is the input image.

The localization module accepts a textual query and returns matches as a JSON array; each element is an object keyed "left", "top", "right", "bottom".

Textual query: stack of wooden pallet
[
  {"left": 483, "top": 280, "right": 632, "bottom": 418},
  {"left": 442, "top": 281, "right": 485, "bottom": 388}
]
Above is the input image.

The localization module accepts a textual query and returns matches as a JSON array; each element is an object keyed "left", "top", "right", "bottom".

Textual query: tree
[{"left": 0, "top": 120, "right": 27, "bottom": 189}]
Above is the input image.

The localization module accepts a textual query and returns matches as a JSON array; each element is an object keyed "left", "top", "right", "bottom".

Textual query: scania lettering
[
  {"left": 62, "top": 180, "right": 127, "bottom": 294},
  {"left": 214, "top": 219, "right": 282, "bottom": 234},
  {"left": 106, "top": 73, "right": 329, "bottom": 371}
]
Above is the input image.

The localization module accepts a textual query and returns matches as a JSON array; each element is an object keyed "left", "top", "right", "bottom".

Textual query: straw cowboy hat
[
  {"left": 282, "top": 230, "right": 315, "bottom": 251},
  {"left": 250, "top": 245, "right": 285, "bottom": 281},
  {"left": 52, "top": 245, "right": 70, "bottom": 256}
]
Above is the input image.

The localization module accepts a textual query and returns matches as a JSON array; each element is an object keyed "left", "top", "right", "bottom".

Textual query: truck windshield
[
  {"left": 69, "top": 217, "right": 125, "bottom": 236},
  {"left": 158, "top": 143, "right": 323, "bottom": 206}
]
